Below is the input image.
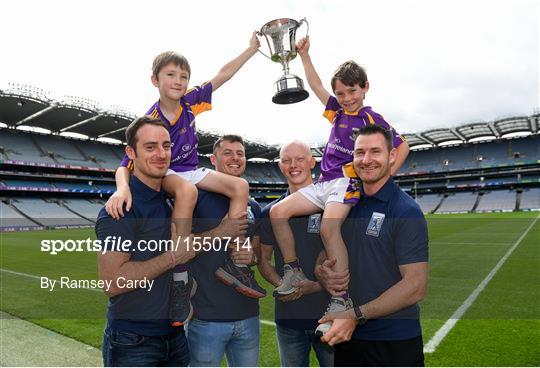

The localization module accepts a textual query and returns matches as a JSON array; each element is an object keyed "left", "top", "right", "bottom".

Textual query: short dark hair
[
  {"left": 125, "top": 115, "right": 168, "bottom": 151},
  {"left": 331, "top": 60, "right": 368, "bottom": 92},
  {"left": 355, "top": 125, "right": 393, "bottom": 151},
  {"left": 213, "top": 134, "right": 244, "bottom": 154},
  {"left": 152, "top": 51, "right": 191, "bottom": 78}
]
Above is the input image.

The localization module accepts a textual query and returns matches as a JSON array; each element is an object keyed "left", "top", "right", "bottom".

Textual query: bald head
[
  {"left": 279, "top": 140, "right": 312, "bottom": 159},
  {"left": 278, "top": 140, "right": 315, "bottom": 192}
]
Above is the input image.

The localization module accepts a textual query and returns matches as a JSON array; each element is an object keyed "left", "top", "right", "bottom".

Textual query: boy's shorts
[
  {"left": 166, "top": 167, "right": 210, "bottom": 185},
  {"left": 298, "top": 177, "right": 350, "bottom": 209}
]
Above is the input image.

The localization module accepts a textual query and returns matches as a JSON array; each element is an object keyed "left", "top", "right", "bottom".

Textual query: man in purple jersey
[
  {"left": 269, "top": 36, "right": 410, "bottom": 337},
  {"left": 106, "top": 33, "right": 264, "bottom": 327}
]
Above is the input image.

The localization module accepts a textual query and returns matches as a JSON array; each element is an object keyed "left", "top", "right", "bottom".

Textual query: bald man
[{"left": 258, "top": 141, "right": 334, "bottom": 366}]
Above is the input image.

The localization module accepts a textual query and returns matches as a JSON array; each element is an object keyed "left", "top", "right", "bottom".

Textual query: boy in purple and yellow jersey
[
  {"left": 106, "top": 32, "right": 263, "bottom": 327},
  {"left": 269, "top": 36, "right": 409, "bottom": 336}
]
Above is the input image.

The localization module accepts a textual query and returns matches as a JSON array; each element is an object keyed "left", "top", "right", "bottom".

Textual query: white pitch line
[
  {"left": 423, "top": 214, "right": 540, "bottom": 354},
  {"left": 0, "top": 268, "right": 278, "bottom": 327}
]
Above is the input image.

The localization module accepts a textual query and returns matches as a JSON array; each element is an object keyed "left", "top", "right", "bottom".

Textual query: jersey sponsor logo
[
  {"left": 349, "top": 127, "right": 360, "bottom": 141},
  {"left": 366, "top": 212, "right": 385, "bottom": 237},
  {"left": 307, "top": 213, "right": 321, "bottom": 233},
  {"left": 182, "top": 144, "right": 191, "bottom": 152}
]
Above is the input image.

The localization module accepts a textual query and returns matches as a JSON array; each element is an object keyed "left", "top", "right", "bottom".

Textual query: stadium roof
[{"left": 0, "top": 84, "right": 538, "bottom": 157}]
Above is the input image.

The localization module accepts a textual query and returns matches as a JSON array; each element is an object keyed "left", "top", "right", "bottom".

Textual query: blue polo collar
[
  {"left": 360, "top": 177, "right": 396, "bottom": 203},
  {"left": 130, "top": 174, "right": 164, "bottom": 201}
]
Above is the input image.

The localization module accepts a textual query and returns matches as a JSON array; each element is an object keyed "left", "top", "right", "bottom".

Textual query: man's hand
[
  {"left": 216, "top": 213, "right": 248, "bottom": 239},
  {"left": 170, "top": 225, "right": 197, "bottom": 264},
  {"left": 277, "top": 279, "right": 321, "bottom": 302},
  {"left": 314, "top": 259, "right": 349, "bottom": 296},
  {"left": 105, "top": 186, "right": 132, "bottom": 220},
  {"left": 229, "top": 244, "right": 254, "bottom": 266},
  {"left": 295, "top": 36, "right": 310, "bottom": 57},
  {"left": 319, "top": 308, "right": 357, "bottom": 346}
]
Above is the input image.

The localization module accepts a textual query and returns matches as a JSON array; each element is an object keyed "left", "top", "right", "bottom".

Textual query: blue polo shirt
[
  {"left": 344, "top": 177, "right": 429, "bottom": 341},
  {"left": 190, "top": 189, "right": 261, "bottom": 321},
  {"left": 95, "top": 175, "right": 174, "bottom": 336},
  {"left": 260, "top": 193, "right": 331, "bottom": 331}
]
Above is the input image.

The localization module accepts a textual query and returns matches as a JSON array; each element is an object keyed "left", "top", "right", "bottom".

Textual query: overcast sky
[{"left": 1, "top": 0, "right": 538, "bottom": 146}]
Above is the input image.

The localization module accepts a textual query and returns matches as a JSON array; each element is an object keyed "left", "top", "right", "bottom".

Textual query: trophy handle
[
  {"left": 256, "top": 31, "right": 274, "bottom": 61},
  {"left": 297, "top": 17, "right": 310, "bottom": 38}
]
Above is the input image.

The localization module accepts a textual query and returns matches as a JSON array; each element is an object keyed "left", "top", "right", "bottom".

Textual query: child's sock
[
  {"left": 173, "top": 263, "right": 189, "bottom": 282},
  {"left": 284, "top": 259, "right": 300, "bottom": 269}
]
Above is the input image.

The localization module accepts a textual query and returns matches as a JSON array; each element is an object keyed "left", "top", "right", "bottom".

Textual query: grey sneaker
[
  {"left": 315, "top": 296, "right": 354, "bottom": 336},
  {"left": 170, "top": 276, "right": 198, "bottom": 327},
  {"left": 273, "top": 264, "right": 307, "bottom": 297}
]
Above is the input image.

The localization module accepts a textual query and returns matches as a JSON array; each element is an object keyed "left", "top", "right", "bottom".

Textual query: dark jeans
[
  {"left": 276, "top": 324, "right": 334, "bottom": 366},
  {"left": 335, "top": 335, "right": 424, "bottom": 367},
  {"left": 102, "top": 327, "right": 190, "bottom": 367}
]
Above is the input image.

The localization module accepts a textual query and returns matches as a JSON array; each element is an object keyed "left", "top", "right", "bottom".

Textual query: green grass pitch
[{"left": 1, "top": 211, "right": 539, "bottom": 366}]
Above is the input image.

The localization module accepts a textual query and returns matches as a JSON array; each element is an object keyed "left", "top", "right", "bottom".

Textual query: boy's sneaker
[
  {"left": 273, "top": 264, "right": 308, "bottom": 297},
  {"left": 315, "top": 296, "right": 354, "bottom": 336},
  {"left": 170, "top": 276, "right": 198, "bottom": 327},
  {"left": 215, "top": 258, "right": 266, "bottom": 299}
]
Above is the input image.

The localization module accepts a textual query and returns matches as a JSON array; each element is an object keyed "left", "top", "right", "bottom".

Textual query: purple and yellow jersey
[
  {"left": 319, "top": 95, "right": 405, "bottom": 182},
  {"left": 120, "top": 82, "right": 213, "bottom": 172}
]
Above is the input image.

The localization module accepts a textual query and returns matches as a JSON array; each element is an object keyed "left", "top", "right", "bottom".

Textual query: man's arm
[
  {"left": 320, "top": 262, "right": 428, "bottom": 346},
  {"left": 360, "top": 261, "right": 428, "bottom": 319},
  {"left": 390, "top": 141, "right": 410, "bottom": 176},
  {"left": 258, "top": 243, "right": 281, "bottom": 287},
  {"left": 210, "top": 32, "right": 259, "bottom": 92},
  {"left": 296, "top": 37, "right": 330, "bottom": 106}
]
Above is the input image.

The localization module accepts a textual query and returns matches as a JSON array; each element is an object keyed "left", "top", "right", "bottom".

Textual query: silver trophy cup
[{"left": 257, "top": 18, "right": 309, "bottom": 104}]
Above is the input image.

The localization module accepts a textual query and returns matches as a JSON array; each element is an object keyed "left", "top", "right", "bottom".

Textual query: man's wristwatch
[{"left": 354, "top": 305, "right": 368, "bottom": 325}]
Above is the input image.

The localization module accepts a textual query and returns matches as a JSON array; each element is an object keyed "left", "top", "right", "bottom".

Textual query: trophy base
[{"left": 272, "top": 74, "right": 309, "bottom": 104}]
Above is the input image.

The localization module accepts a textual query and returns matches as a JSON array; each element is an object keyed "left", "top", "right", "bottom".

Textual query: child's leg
[
  {"left": 320, "top": 202, "right": 353, "bottom": 276},
  {"left": 270, "top": 192, "right": 322, "bottom": 264},
  {"left": 162, "top": 174, "right": 198, "bottom": 278},
  {"left": 197, "top": 171, "right": 249, "bottom": 219}
]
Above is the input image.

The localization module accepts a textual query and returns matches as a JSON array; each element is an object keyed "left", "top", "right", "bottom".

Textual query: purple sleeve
[
  {"left": 184, "top": 82, "right": 213, "bottom": 116},
  {"left": 322, "top": 96, "right": 341, "bottom": 123},
  {"left": 120, "top": 154, "right": 130, "bottom": 168}
]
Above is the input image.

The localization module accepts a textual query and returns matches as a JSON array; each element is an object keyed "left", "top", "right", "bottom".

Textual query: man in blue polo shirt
[
  {"left": 187, "top": 134, "right": 264, "bottom": 367},
  {"left": 259, "top": 140, "right": 334, "bottom": 366},
  {"left": 96, "top": 116, "right": 196, "bottom": 366},
  {"left": 316, "top": 125, "right": 429, "bottom": 366}
]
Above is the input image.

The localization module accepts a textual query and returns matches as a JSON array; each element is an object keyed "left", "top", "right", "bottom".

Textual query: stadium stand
[
  {"left": 519, "top": 188, "right": 540, "bottom": 210},
  {"left": 476, "top": 190, "right": 517, "bottom": 212},
  {"left": 0, "top": 85, "right": 538, "bottom": 230},
  {"left": 415, "top": 194, "right": 443, "bottom": 214},
  {"left": 9, "top": 198, "right": 93, "bottom": 227},
  {"left": 0, "top": 200, "right": 40, "bottom": 228},
  {"left": 436, "top": 192, "right": 479, "bottom": 213}
]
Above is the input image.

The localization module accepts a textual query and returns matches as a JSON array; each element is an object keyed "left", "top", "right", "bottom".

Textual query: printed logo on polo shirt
[
  {"left": 247, "top": 205, "right": 255, "bottom": 225},
  {"left": 307, "top": 213, "right": 321, "bottom": 233},
  {"left": 366, "top": 212, "right": 385, "bottom": 237}
]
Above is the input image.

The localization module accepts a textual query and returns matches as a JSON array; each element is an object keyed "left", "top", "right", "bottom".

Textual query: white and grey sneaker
[
  {"left": 273, "top": 264, "right": 307, "bottom": 297},
  {"left": 315, "top": 296, "right": 354, "bottom": 336}
]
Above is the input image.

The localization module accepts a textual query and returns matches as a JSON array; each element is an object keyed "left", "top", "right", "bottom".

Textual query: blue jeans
[
  {"left": 276, "top": 324, "right": 334, "bottom": 367},
  {"left": 187, "top": 317, "right": 260, "bottom": 366},
  {"left": 102, "top": 327, "right": 189, "bottom": 367}
]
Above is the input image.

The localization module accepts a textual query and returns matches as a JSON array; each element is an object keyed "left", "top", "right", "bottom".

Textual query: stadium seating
[
  {"left": 11, "top": 198, "right": 93, "bottom": 226},
  {"left": 414, "top": 194, "right": 443, "bottom": 214},
  {"left": 0, "top": 129, "right": 57, "bottom": 164},
  {"left": 435, "top": 192, "right": 478, "bottom": 213},
  {"left": 63, "top": 199, "right": 105, "bottom": 221},
  {"left": 0, "top": 201, "right": 40, "bottom": 227},
  {"left": 519, "top": 188, "right": 540, "bottom": 210},
  {"left": 475, "top": 190, "right": 517, "bottom": 212}
]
